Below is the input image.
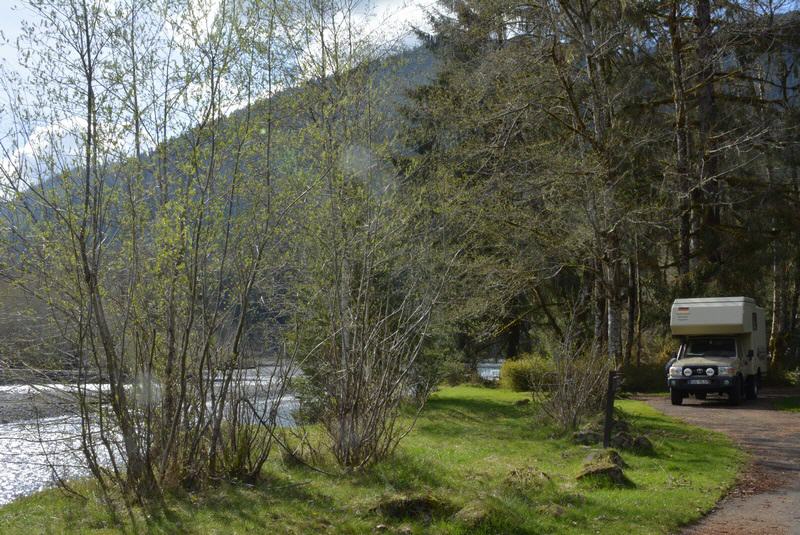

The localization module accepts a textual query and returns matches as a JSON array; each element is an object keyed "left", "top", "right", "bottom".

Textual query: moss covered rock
[{"left": 577, "top": 449, "right": 633, "bottom": 487}]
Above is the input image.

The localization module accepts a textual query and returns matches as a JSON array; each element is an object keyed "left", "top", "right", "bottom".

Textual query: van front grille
[{"left": 686, "top": 366, "right": 717, "bottom": 376}]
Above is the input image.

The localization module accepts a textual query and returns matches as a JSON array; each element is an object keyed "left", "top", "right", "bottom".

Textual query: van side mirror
[{"left": 747, "top": 350, "right": 754, "bottom": 358}]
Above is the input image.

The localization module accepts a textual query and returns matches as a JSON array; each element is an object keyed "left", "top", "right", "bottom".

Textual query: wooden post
[{"left": 603, "top": 370, "right": 623, "bottom": 448}]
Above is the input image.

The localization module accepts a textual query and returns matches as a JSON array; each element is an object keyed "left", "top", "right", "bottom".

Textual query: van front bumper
[{"left": 668, "top": 377, "right": 736, "bottom": 391}]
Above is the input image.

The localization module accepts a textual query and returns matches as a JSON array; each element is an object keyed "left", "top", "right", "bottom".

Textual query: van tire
[
  {"left": 728, "top": 378, "right": 742, "bottom": 406},
  {"left": 745, "top": 375, "right": 759, "bottom": 400},
  {"left": 670, "top": 388, "right": 684, "bottom": 405}
]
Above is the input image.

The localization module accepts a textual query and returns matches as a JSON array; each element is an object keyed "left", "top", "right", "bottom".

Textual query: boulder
[
  {"left": 610, "top": 431, "right": 634, "bottom": 449},
  {"left": 577, "top": 449, "right": 634, "bottom": 487},
  {"left": 632, "top": 435, "right": 654, "bottom": 454},
  {"left": 576, "top": 461, "right": 633, "bottom": 487},
  {"left": 572, "top": 430, "right": 601, "bottom": 445},
  {"left": 584, "top": 448, "right": 627, "bottom": 469}
]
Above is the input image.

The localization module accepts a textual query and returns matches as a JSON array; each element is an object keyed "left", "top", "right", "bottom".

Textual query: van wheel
[
  {"left": 670, "top": 388, "right": 684, "bottom": 405},
  {"left": 745, "top": 375, "right": 759, "bottom": 400},
  {"left": 728, "top": 378, "right": 742, "bottom": 406}
]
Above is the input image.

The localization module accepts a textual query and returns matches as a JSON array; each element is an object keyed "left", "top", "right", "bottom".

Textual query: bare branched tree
[{"left": 0, "top": 0, "right": 301, "bottom": 506}]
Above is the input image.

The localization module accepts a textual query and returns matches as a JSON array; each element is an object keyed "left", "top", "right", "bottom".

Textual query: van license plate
[{"left": 689, "top": 379, "right": 710, "bottom": 385}]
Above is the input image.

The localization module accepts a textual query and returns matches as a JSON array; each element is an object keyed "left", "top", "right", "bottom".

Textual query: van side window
[{"left": 752, "top": 313, "right": 757, "bottom": 331}]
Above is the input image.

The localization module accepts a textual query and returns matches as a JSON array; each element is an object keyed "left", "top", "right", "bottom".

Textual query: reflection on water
[
  {"left": 0, "top": 370, "right": 298, "bottom": 506},
  {"left": 477, "top": 360, "right": 503, "bottom": 381},
  {"left": 0, "top": 415, "right": 93, "bottom": 506}
]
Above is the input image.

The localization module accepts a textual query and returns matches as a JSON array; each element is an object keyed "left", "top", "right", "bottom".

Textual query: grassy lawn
[
  {"left": 774, "top": 396, "right": 800, "bottom": 412},
  {"left": 0, "top": 386, "right": 743, "bottom": 534}
]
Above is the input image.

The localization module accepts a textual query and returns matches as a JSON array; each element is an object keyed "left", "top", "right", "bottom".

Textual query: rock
[
  {"left": 612, "top": 418, "right": 631, "bottom": 433},
  {"left": 610, "top": 431, "right": 634, "bottom": 449},
  {"left": 374, "top": 494, "right": 453, "bottom": 521},
  {"left": 453, "top": 500, "right": 491, "bottom": 528},
  {"left": 584, "top": 449, "right": 627, "bottom": 469},
  {"left": 632, "top": 435, "right": 654, "bottom": 454},
  {"left": 576, "top": 460, "right": 633, "bottom": 487},
  {"left": 374, "top": 525, "right": 389, "bottom": 532},
  {"left": 396, "top": 526, "right": 413, "bottom": 535},
  {"left": 515, "top": 398, "right": 531, "bottom": 406},
  {"left": 572, "top": 430, "right": 601, "bottom": 445}
]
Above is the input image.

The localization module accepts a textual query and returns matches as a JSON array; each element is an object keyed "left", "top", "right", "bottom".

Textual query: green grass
[
  {"left": 0, "top": 386, "right": 744, "bottom": 534},
  {"left": 774, "top": 396, "right": 800, "bottom": 412}
]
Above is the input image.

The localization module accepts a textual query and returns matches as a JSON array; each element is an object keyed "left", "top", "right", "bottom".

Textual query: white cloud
[{"left": 0, "top": 116, "right": 86, "bottom": 195}]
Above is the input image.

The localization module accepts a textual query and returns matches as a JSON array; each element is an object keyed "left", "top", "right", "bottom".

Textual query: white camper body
[
  {"left": 670, "top": 297, "right": 768, "bottom": 358},
  {"left": 667, "top": 297, "right": 768, "bottom": 405}
]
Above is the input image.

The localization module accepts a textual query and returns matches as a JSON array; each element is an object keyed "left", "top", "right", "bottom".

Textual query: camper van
[{"left": 667, "top": 297, "right": 768, "bottom": 406}]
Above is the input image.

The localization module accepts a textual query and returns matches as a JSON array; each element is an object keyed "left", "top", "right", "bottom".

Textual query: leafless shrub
[
  {"left": 532, "top": 299, "right": 612, "bottom": 431},
  {"left": 534, "top": 349, "right": 611, "bottom": 432}
]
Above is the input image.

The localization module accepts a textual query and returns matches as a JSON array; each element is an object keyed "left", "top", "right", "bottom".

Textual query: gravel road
[{"left": 642, "top": 388, "right": 800, "bottom": 535}]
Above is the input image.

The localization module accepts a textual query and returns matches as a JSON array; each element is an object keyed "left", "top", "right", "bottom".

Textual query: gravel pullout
[{"left": 641, "top": 388, "right": 800, "bottom": 535}]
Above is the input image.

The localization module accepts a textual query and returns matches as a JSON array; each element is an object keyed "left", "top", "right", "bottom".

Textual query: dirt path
[{"left": 641, "top": 388, "right": 800, "bottom": 535}]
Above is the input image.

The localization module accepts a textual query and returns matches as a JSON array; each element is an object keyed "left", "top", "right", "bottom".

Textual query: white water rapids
[{"left": 0, "top": 378, "right": 297, "bottom": 506}]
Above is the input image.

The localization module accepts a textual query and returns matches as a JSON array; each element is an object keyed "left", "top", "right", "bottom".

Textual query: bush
[
  {"left": 500, "top": 355, "right": 554, "bottom": 392},
  {"left": 763, "top": 367, "right": 800, "bottom": 387},
  {"left": 537, "top": 352, "right": 611, "bottom": 431},
  {"left": 291, "top": 376, "right": 326, "bottom": 425},
  {"left": 620, "top": 363, "right": 668, "bottom": 393},
  {"left": 439, "top": 358, "right": 469, "bottom": 386}
]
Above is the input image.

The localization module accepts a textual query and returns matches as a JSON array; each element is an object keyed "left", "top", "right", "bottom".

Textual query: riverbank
[{"left": 0, "top": 386, "right": 743, "bottom": 534}]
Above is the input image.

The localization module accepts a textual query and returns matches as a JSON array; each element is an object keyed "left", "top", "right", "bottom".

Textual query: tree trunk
[
  {"left": 593, "top": 263, "right": 607, "bottom": 351},
  {"left": 606, "top": 259, "right": 623, "bottom": 364},
  {"left": 670, "top": 0, "right": 692, "bottom": 281},
  {"left": 694, "top": 0, "right": 720, "bottom": 271},
  {"left": 625, "top": 256, "right": 637, "bottom": 366}
]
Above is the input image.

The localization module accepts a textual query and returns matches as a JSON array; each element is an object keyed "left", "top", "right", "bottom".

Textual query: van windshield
[{"left": 684, "top": 337, "right": 736, "bottom": 358}]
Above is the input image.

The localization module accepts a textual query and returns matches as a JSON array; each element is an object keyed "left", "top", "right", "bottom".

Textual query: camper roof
[
  {"left": 670, "top": 297, "right": 758, "bottom": 336},
  {"left": 673, "top": 297, "right": 755, "bottom": 305}
]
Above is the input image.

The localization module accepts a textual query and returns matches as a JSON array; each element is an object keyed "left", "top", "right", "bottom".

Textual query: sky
[
  {"left": 0, "top": 0, "right": 432, "bottom": 68},
  {"left": 0, "top": 0, "right": 433, "bottom": 194},
  {"left": 0, "top": 3, "right": 27, "bottom": 74}
]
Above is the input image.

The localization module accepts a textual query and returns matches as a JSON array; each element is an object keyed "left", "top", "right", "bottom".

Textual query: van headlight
[
  {"left": 669, "top": 366, "right": 683, "bottom": 377},
  {"left": 717, "top": 366, "right": 737, "bottom": 376}
]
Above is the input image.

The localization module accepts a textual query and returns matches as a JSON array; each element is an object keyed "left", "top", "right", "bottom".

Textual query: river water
[
  {"left": 0, "top": 379, "right": 297, "bottom": 506},
  {"left": 0, "top": 363, "right": 500, "bottom": 506}
]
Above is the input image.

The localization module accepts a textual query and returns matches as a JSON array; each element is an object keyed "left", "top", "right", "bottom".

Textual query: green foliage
[
  {"left": 290, "top": 376, "right": 326, "bottom": 425},
  {"left": 438, "top": 357, "right": 469, "bottom": 386},
  {"left": 620, "top": 363, "right": 668, "bottom": 394},
  {"left": 0, "top": 387, "right": 743, "bottom": 534},
  {"left": 774, "top": 397, "right": 800, "bottom": 412},
  {"left": 763, "top": 367, "right": 800, "bottom": 387},
  {"left": 500, "top": 355, "right": 554, "bottom": 392}
]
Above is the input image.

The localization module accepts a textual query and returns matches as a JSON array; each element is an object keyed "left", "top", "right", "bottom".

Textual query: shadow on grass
[
  {"left": 354, "top": 451, "right": 446, "bottom": 491},
  {"left": 425, "top": 396, "right": 526, "bottom": 420},
  {"left": 144, "top": 473, "right": 332, "bottom": 533}
]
